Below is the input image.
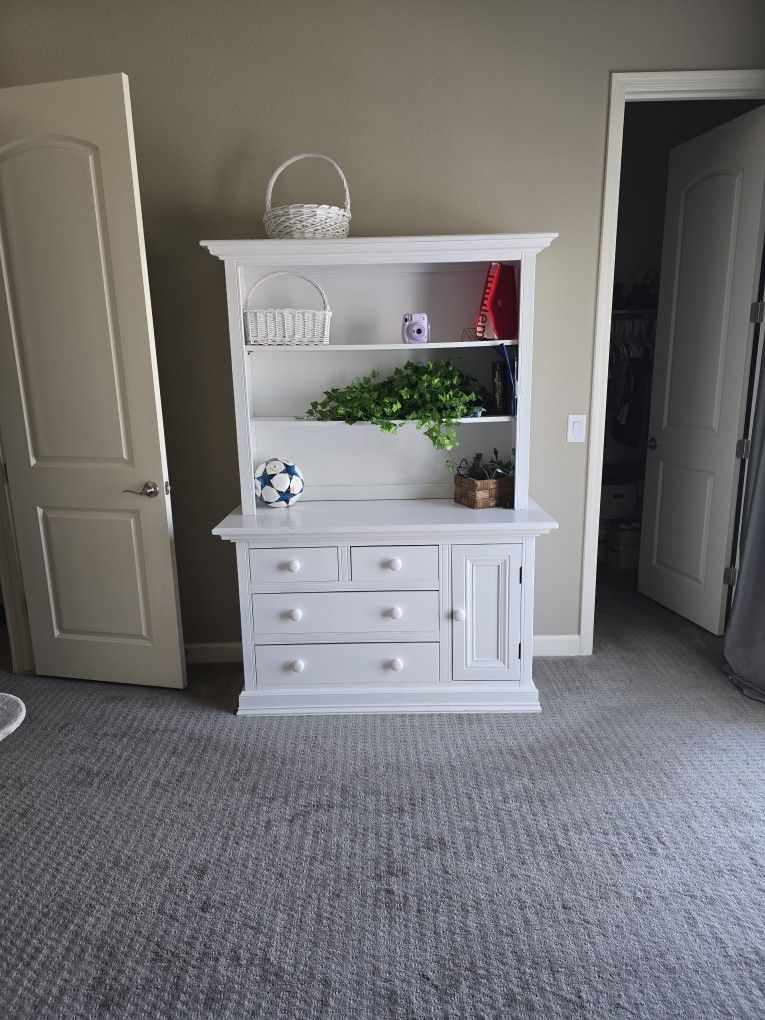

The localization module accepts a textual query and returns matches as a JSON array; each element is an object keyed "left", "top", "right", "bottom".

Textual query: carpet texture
[{"left": 0, "top": 578, "right": 763, "bottom": 1019}]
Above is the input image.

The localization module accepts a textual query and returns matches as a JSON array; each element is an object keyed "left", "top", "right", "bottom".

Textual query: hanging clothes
[{"left": 608, "top": 312, "right": 656, "bottom": 448}]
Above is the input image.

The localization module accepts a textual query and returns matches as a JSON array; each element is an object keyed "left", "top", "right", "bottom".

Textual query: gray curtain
[{"left": 723, "top": 351, "right": 765, "bottom": 701}]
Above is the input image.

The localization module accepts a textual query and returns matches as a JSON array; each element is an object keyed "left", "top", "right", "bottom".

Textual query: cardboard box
[
  {"left": 606, "top": 526, "right": 641, "bottom": 571},
  {"left": 600, "top": 483, "right": 637, "bottom": 521}
]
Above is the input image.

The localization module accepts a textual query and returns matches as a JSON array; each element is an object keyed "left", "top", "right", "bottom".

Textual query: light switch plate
[{"left": 567, "top": 414, "right": 587, "bottom": 443}]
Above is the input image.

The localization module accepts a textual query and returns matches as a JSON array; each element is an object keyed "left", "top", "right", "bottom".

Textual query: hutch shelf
[{"left": 202, "top": 234, "right": 557, "bottom": 716}]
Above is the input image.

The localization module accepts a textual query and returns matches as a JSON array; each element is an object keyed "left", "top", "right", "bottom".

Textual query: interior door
[
  {"left": 0, "top": 74, "right": 185, "bottom": 686},
  {"left": 452, "top": 544, "right": 522, "bottom": 681},
  {"left": 638, "top": 106, "right": 765, "bottom": 634}
]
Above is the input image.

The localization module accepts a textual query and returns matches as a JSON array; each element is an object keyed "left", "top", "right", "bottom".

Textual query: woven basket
[
  {"left": 454, "top": 474, "right": 514, "bottom": 510},
  {"left": 243, "top": 272, "right": 331, "bottom": 345},
  {"left": 263, "top": 153, "right": 351, "bottom": 239}
]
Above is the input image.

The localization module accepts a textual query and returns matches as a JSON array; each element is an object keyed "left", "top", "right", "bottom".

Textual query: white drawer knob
[
  {"left": 388, "top": 557, "right": 402, "bottom": 572},
  {"left": 388, "top": 657, "right": 404, "bottom": 672},
  {"left": 286, "top": 559, "right": 301, "bottom": 573},
  {"left": 453, "top": 608, "right": 466, "bottom": 622},
  {"left": 291, "top": 659, "right": 305, "bottom": 673},
  {"left": 388, "top": 606, "right": 403, "bottom": 620},
  {"left": 288, "top": 608, "right": 303, "bottom": 622}
]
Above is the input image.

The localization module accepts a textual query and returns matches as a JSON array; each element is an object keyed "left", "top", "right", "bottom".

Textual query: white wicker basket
[
  {"left": 263, "top": 153, "right": 351, "bottom": 239},
  {"left": 243, "top": 271, "right": 331, "bottom": 345}
]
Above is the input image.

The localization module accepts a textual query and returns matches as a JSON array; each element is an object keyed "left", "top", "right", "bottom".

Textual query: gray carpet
[{"left": 0, "top": 576, "right": 763, "bottom": 1020}]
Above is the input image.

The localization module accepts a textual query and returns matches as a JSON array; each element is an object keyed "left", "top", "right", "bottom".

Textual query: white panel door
[
  {"left": 452, "top": 544, "right": 522, "bottom": 681},
  {"left": 0, "top": 74, "right": 185, "bottom": 686},
  {"left": 638, "top": 107, "right": 765, "bottom": 634}
]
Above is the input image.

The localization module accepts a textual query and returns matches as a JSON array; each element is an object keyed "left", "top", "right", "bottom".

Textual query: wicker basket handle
[
  {"left": 264, "top": 154, "right": 350, "bottom": 214},
  {"left": 243, "top": 271, "right": 330, "bottom": 313}
]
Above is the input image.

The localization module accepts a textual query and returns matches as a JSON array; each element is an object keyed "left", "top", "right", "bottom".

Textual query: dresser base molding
[{"left": 237, "top": 682, "right": 541, "bottom": 716}]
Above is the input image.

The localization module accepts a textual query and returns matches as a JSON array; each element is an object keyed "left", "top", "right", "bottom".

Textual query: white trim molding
[
  {"left": 185, "top": 642, "right": 244, "bottom": 664},
  {"left": 533, "top": 634, "right": 582, "bottom": 657},
  {"left": 580, "top": 69, "right": 765, "bottom": 656},
  {"left": 202, "top": 233, "right": 558, "bottom": 264},
  {"left": 0, "top": 437, "right": 33, "bottom": 675}
]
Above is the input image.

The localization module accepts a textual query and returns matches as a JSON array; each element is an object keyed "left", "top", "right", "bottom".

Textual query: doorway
[
  {"left": 598, "top": 99, "right": 764, "bottom": 622},
  {"left": 581, "top": 71, "right": 765, "bottom": 655}
]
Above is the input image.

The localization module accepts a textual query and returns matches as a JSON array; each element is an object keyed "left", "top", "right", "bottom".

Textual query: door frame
[
  {"left": 0, "top": 430, "right": 33, "bottom": 674},
  {"left": 580, "top": 69, "right": 765, "bottom": 655}
]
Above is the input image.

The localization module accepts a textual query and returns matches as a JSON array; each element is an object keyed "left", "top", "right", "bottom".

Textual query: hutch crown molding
[{"left": 203, "top": 234, "right": 557, "bottom": 715}]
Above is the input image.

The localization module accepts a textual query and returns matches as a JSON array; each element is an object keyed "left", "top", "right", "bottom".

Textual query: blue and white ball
[{"left": 254, "top": 458, "right": 304, "bottom": 508}]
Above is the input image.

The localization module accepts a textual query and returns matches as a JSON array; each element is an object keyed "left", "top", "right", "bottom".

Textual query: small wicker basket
[
  {"left": 263, "top": 153, "right": 351, "bottom": 239},
  {"left": 454, "top": 474, "right": 514, "bottom": 510},
  {"left": 243, "top": 271, "right": 331, "bottom": 345}
]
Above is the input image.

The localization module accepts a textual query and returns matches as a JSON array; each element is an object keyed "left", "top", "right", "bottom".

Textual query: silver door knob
[
  {"left": 388, "top": 606, "right": 403, "bottom": 620},
  {"left": 123, "top": 481, "right": 160, "bottom": 498},
  {"left": 453, "top": 608, "right": 466, "bottom": 622},
  {"left": 286, "top": 560, "right": 301, "bottom": 573},
  {"left": 291, "top": 659, "right": 305, "bottom": 673},
  {"left": 388, "top": 658, "right": 404, "bottom": 672},
  {"left": 647, "top": 438, "right": 658, "bottom": 450},
  {"left": 288, "top": 608, "right": 303, "bottom": 622},
  {"left": 387, "top": 557, "right": 403, "bottom": 572}
]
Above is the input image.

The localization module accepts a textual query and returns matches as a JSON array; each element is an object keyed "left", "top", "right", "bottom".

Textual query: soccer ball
[{"left": 254, "top": 458, "right": 304, "bottom": 508}]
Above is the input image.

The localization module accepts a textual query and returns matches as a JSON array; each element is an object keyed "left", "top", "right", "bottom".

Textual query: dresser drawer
[
  {"left": 251, "top": 590, "right": 439, "bottom": 637},
  {"left": 255, "top": 642, "right": 440, "bottom": 688},
  {"left": 249, "top": 546, "right": 339, "bottom": 585},
  {"left": 350, "top": 545, "right": 439, "bottom": 583}
]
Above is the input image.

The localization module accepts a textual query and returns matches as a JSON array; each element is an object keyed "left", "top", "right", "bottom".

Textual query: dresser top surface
[{"left": 213, "top": 498, "right": 557, "bottom": 542}]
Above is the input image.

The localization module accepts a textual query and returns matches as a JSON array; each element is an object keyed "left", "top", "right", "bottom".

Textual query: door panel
[
  {"left": 452, "top": 544, "right": 522, "bottom": 681},
  {"left": 653, "top": 463, "right": 713, "bottom": 583},
  {"left": 0, "top": 74, "right": 185, "bottom": 686},
  {"left": 638, "top": 107, "right": 765, "bottom": 634},
  {"left": 664, "top": 172, "right": 740, "bottom": 432},
  {"left": 0, "top": 138, "right": 131, "bottom": 464},
  {"left": 39, "top": 508, "right": 149, "bottom": 640}
]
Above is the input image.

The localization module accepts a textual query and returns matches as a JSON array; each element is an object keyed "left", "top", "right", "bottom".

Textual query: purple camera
[{"left": 402, "top": 312, "right": 430, "bottom": 344}]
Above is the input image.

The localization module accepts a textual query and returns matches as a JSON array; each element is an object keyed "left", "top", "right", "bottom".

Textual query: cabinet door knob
[
  {"left": 453, "top": 608, "right": 466, "bottom": 622},
  {"left": 286, "top": 559, "right": 301, "bottom": 573},
  {"left": 388, "top": 557, "right": 402, "bottom": 572},
  {"left": 288, "top": 608, "right": 303, "bottom": 622},
  {"left": 388, "top": 606, "right": 403, "bottom": 620},
  {"left": 388, "top": 657, "right": 404, "bottom": 672},
  {"left": 291, "top": 659, "right": 305, "bottom": 673}
]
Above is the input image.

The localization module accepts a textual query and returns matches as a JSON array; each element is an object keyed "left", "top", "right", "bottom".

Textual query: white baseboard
[
  {"left": 187, "top": 637, "right": 583, "bottom": 662},
  {"left": 533, "top": 634, "right": 582, "bottom": 656},
  {"left": 185, "top": 642, "right": 243, "bottom": 664}
]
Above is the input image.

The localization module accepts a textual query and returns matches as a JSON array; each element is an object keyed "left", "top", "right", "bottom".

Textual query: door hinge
[
  {"left": 736, "top": 438, "right": 751, "bottom": 460},
  {"left": 165, "top": 480, "right": 171, "bottom": 496},
  {"left": 518, "top": 642, "right": 522, "bottom": 659},
  {"left": 519, "top": 565, "right": 522, "bottom": 584},
  {"left": 723, "top": 565, "right": 738, "bottom": 586},
  {"left": 751, "top": 300, "right": 764, "bottom": 324}
]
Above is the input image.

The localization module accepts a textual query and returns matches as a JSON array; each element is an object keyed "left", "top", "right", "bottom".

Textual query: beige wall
[{"left": 1, "top": 0, "right": 763, "bottom": 644}]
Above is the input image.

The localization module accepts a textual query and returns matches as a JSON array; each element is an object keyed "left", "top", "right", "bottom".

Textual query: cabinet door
[{"left": 452, "top": 544, "right": 522, "bottom": 681}]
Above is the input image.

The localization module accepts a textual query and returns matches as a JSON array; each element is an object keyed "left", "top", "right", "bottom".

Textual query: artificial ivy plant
[
  {"left": 302, "top": 359, "right": 491, "bottom": 450},
  {"left": 447, "top": 449, "right": 515, "bottom": 479}
]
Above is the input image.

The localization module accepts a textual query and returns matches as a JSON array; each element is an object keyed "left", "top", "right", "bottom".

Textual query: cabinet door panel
[{"left": 452, "top": 544, "right": 522, "bottom": 681}]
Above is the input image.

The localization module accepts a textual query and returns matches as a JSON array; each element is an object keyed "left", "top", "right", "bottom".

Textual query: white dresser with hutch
[{"left": 203, "top": 234, "right": 557, "bottom": 715}]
